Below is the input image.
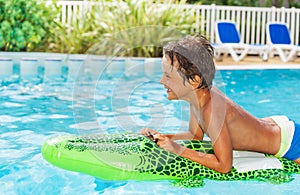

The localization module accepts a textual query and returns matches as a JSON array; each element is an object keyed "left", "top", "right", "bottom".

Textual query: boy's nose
[{"left": 160, "top": 77, "right": 164, "bottom": 84}]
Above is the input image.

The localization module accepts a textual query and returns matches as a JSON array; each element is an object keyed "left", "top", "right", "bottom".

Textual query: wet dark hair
[{"left": 163, "top": 35, "right": 215, "bottom": 89}]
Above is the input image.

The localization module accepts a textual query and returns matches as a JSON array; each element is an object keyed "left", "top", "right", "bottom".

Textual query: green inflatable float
[{"left": 41, "top": 133, "right": 300, "bottom": 187}]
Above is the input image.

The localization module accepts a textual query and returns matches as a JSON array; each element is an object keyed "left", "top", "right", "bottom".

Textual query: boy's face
[{"left": 160, "top": 54, "right": 194, "bottom": 100}]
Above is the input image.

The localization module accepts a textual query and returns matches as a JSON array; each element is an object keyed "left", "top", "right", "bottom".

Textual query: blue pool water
[{"left": 1, "top": 61, "right": 300, "bottom": 194}]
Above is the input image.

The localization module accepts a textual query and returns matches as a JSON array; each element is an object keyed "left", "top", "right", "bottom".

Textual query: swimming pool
[{"left": 1, "top": 58, "right": 300, "bottom": 194}]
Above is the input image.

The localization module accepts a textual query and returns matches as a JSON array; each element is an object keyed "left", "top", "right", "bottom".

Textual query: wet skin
[{"left": 141, "top": 54, "right": 300, "bottom": 173}]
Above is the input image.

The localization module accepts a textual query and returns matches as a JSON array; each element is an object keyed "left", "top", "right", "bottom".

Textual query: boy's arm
[
  {"left": 154, "top": 121, "right": 233, "bottom": 173},
  {"left": 165, "top": 105, "right": 204, "bottom": 140},
  {"left": 178, "top": 123, "right": 233, "bottom": 173}
]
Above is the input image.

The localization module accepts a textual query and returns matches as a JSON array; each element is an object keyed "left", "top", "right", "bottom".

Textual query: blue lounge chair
[
  {"left": 267, "top": 22, "right": 300, "bottom": 62},
  {"left": 215, "top": 21, "right": 268, "bottom": 62}
]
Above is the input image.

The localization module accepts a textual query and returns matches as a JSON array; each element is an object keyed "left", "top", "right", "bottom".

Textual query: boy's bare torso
[{"left": 193, "top": 87, "right": 281, "bottom": 155}]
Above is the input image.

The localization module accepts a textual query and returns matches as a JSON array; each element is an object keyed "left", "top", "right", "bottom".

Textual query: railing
[
  {"left": 50, "top": 1, "right": 300, "bottom": 45},
  {"left": 195, "top": 4, "right": 300, "bottom": 45}
]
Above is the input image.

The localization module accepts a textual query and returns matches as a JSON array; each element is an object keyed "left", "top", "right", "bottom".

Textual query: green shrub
[
  {"left": 48, "top": 0, "right": 196, "bottom": 57},
  {"left": 47, "top": 5, "right": 102, "bottom": 54},
  {"left": 0, "top": 0, "right": 57, "bottom": 51},
  {"left": 88, "top": 0, "right": 197, "bottom": 57}
]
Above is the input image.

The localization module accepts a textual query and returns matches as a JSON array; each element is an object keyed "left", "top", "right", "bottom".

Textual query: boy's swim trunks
[{"left": 271, "top": 115, "right": 300, "bottom": 160}]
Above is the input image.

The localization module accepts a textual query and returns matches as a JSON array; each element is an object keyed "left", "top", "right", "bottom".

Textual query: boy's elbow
[
  {"left": 217, "top": 164, "right": 232, "bottom": 174},
  {"left": 218, "top": 167, "right": 231, "bottom": 174}
]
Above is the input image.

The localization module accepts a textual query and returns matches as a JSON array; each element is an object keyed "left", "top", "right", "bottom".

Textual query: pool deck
[{"left": 215, "top": 55, "right": 300, "bottom": 70}]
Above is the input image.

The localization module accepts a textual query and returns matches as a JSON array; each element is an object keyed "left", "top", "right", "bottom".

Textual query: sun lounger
[
  {"left": 215, "top": 21, "right": 268, "bottom": 62},
  {"left": 267, "top": 22, "right": 300, "bottom": 62}
]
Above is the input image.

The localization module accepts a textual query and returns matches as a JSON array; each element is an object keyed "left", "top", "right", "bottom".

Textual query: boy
[{"left": 141, "top": 35, "right": 300, "bottom": 173}]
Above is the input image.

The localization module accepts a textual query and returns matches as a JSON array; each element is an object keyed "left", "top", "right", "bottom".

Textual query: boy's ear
[{"left": 189, "top": 75, "right": 202, "bottom": 89}]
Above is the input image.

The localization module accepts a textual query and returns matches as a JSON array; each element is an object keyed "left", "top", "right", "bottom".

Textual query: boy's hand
[
  {"left": 140, "top": 128, "right": 159, "bottom": 142},
  {"left": 153, "top": 134, "right": 183, "bottom": 155}
]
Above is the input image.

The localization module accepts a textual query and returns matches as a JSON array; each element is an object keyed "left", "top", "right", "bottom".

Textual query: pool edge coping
[
  {"left": 216, "top": 64, "right": 300, "bottom": 70},
  {"left": 1, "top": 52, "right": 300, "bottom": 70}
]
